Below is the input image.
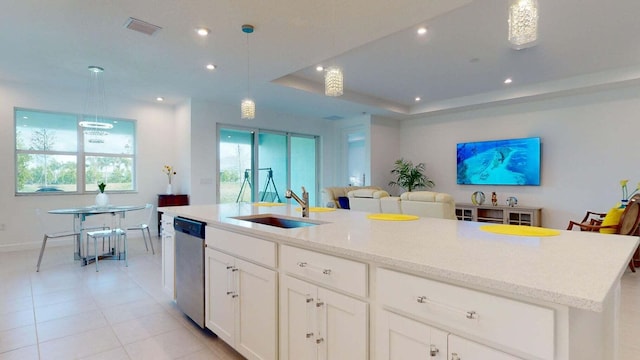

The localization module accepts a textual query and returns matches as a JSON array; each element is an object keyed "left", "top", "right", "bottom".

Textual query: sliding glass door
[
  {"left": 219, "top": 128, "right": 253, "bottom": 203},
  {"left": 291, "top": 135, "right": 317, "bottom": 206},
  {"left": 218, "top": 126, "right": 318, "bottom": 205}
]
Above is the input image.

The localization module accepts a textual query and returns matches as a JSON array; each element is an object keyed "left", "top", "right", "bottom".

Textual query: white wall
[
  {"left": 399, "top": 85, "right": 640, "bottom": 229},
  {"left": 371, "top": 116, "right": 401, "bottom": 195},
  {"left": 0, "top": 81, "right": 177, "bottom": 250},
  {"left": 189, "top": 98, "right": 336, "bottom": 206}
]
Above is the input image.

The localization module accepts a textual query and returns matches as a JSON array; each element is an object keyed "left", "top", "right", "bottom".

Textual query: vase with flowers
[
  {"left": 96, "top": 182, "right": 109, "bottom": 208},
  {"left": 620, "top": 179, "right": 640, "bottom": 208},
  {"left": 163, "top": 165, "right": 176, "bottom": 194}
]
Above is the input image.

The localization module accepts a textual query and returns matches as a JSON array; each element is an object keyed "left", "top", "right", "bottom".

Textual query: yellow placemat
[
  {"left": 295, "top": 207, "right": 337, "bottom": 212},
  {"left": 480, "top": 224, "right": 560, "bottom": 237},
  {"left": 252, "top": 202, "right": 285, "bottom": 207},
  {"left": 367, "top": 213, "right": 419, "bottom": 221}
]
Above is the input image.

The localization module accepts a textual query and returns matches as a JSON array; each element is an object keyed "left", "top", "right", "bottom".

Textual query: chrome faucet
[{"left": 286, "top": 186, "right": 309, "bottom": 217}]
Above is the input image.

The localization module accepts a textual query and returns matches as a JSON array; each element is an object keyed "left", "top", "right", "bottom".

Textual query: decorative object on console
[
  {"left": 389, "top": 158, "right": 434, "bottom": 193},
  {"left": 95, "top": 182, "right": 108, "bottom": 207},
  {"left": 506, "top": 196, "right": 518, "bottom": 207},
  {"left": 471, "top": 191, "right": 485, "bottom": 205},
  {"left": 491, "top": 192, "right": 497, "bottom": 206}
]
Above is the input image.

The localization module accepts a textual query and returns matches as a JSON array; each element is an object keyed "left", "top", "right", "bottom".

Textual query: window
[{"left": 15, "top": 108, "right": 136, "bottom": 194}]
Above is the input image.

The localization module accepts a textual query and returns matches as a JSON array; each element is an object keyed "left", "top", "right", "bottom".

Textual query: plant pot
[{"left": 95, "top": 193, "right": 109, "bottom": 208}]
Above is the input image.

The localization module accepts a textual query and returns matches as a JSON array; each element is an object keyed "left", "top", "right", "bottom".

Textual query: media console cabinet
[{"left": 455, "top": 203, "right": 541, "bottom": 227}]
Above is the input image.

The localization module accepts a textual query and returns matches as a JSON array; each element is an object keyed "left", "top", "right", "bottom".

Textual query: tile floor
[
  {"left": 1, "top": 235, "right": 640, "bottom": 359},
  {"left": 0, "top": 236, "right": 244, "bottom": 360}
]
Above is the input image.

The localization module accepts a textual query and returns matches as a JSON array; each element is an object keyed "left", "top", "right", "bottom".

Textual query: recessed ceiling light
[
  {"left": 316, "top": 66, "right": 324, "bottom": 72},
  {"left": 206, "top": 64, "right": 216, "bottom": 70},
  {"left": 156, "top": 97, "right": 165, "bottom": 102},
  {"left": 415, "top": 97, "right": 421, "bottom": 102},
  {"left": 196, "top": 27, "right": 210, "bottom": 36},
  {"left": 504, "top": 78, "right": 513, "bottom": 84},
  {"left": 417, "top": 27, "right": 427, "bottom": 35}
]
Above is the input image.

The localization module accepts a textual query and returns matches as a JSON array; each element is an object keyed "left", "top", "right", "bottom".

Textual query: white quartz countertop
[{"left": 161, "top": 203, "right": 639, "bottom": 312}]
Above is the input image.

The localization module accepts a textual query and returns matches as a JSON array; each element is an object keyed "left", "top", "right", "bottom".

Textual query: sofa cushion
[
  {"left": 400, "top": 191, "right": 453, "bottom": 204},
  {"left": 348, "top": 189, "right": 389, "bottom": 199}
]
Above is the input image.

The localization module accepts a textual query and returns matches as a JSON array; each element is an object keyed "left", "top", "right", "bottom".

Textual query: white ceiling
[{"left": 1, "top": 0, "right": 639, "bottom": 120}]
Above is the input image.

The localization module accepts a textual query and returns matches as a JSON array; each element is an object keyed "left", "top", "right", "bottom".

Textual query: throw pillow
[
  {"left": 337, "top": 196, "right": 350, "bottom": 210},
  {"left": 600, "top": 207, "right": 624, "bottom": 234}
]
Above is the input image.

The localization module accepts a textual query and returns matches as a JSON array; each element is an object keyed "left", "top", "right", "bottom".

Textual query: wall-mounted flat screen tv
[{"left": 456, "top": 137, "right": 541, "bottom": 186}]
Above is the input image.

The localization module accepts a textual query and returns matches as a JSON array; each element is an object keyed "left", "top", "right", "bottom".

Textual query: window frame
[{"left": 14, "top": 107, "right": 137, "bottom": 195}]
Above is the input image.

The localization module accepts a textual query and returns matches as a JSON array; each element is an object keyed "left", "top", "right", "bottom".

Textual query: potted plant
[
  {"left": 96, "top": 182, "right": 109, "bottom": 207},
  {"left": 388, "top": 158, "right": 434, "bottom": 193}
]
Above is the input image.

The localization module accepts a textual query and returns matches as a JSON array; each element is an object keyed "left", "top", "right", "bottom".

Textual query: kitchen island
[{"left": 161, "top": 203, "right": 638, "bottom": 360}]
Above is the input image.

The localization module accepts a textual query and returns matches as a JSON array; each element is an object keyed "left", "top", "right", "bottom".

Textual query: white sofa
[
  {"left": 347, "top": 189, "right": 390, "bottom": 213},
  {"left": 399, "top": 191, "right": 457, "bottom": 220},
  {"left": 322, "top": 186, "right": 383, "bottom": 209},
  {"left": 322, "top": 186, "right": 457, "bottom": 220}
]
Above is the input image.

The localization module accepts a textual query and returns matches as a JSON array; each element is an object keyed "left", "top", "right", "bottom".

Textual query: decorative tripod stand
[{"left": 236, "top": 168, "right": 282, "bottom": 203}]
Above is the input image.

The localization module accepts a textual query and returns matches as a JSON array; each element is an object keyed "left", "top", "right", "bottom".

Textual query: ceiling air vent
[
  {"left": 124, "top": 17, "right": 162, "bottom": 36},
  {"left": 323, "top": 115, "right": 344, "bottom": 121}
]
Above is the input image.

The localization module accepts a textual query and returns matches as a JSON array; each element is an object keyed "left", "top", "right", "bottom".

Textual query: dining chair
[
  {"left": 36, "top": 208, "right": 80, "bottom": 272},
  {"left": 567, "top": 199, "right": 640, "bottom": 271},
  {"left": 126, "top": 203, "right": 155, "bottom": 254},
  {"left": 86, "top": 228, "right": 128, "bottom": 272}
]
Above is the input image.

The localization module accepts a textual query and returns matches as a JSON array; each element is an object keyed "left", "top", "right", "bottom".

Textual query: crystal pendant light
[
  {"left": 325, "top": 66, "right": 344, "bottom": 97},
  {"left": 508, "top": 0, "right": 539, "bottom": 50},
  {"left": 241, "top": 99, "right": 255, "bottom": 119},
  {"left": 241, "top": 24, "right": 255, "bottom": 119},
  {"left": 324, "top": 0, "right": 343, "bottom": 97},
  {"left": 80, "top": 66, "right": 112, "bottom": 144}
]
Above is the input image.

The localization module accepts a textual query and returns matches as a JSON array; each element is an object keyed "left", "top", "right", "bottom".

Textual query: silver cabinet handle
[
  {"left": 316, "top": 337, "right": 324, "bottom": 344},
  {"left": 297, "top": 261, "right": 332, "bottom": 275},
  {"left": 466, "top": 311, "right": 477, "bottom": 319},
  {"left": 306, "top": 332, "right": 314, "bottom": 338},
  {"left": 416, "top": 296, "right": 478, "bottom": 320},
  {"left": 430, "top": 345, "right": 439, "bottom": 357}
]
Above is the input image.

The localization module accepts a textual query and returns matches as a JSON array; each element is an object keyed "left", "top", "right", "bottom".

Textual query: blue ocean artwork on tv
[{"left": 457, "top": 137, "right": 541, "bottom": 186}]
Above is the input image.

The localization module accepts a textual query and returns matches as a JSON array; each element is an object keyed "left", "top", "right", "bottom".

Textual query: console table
[
  {"left": 157, "top": 194, "right": 189, "bottom": 235},
  {"left": 455, "top": 203, "right": 541, "bottom": 226}
]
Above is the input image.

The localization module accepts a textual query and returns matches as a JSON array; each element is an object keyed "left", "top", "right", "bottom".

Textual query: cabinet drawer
[
  {"left": 281, "top": 245, "right": 367, "bottom": 297},
  {"left": 161, "top": 215, "right": 174, "bottom": 235},
  {"left": 205, "top": 227, "right": 276, "bottom": 268},
  {"left": 377, "top": 268, "right": 554, "bottom": 360}
]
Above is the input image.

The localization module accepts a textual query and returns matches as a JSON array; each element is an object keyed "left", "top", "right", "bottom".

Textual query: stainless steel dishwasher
[{"left": 174, "top": 217, "right": 207, "bottom": 328}]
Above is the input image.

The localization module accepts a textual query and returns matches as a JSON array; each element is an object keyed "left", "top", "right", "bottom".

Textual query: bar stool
[{"left": 86, "top": 228, "right": 128, "bottom": 271}]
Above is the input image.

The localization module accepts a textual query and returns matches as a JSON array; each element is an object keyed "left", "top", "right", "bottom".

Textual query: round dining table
[{"left": 49, "top": 205, "right": 145, "bottom": 266}]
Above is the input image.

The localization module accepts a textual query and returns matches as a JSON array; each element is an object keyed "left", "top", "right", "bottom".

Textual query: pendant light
[
  {"left": 241, "top": 24, "right": 255, "bottom": 119},
  {"left": 80, "top": 66, "right": 112, "bottom": 144},
  {"left": 508, "top": 0, "right": 539, "bottom": 50},
  {"left": 324, "top": 0, "right": 343, "bottom": 97}
]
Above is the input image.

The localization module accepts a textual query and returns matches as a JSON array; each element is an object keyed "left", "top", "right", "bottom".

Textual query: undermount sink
[{"left": 231, "top": 214, "right": 323, "bottom": 229}]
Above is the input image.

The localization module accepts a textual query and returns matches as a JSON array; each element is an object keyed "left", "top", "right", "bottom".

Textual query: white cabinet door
[
  {"left": 205, "top": 248, "right": 235, "bottom": 345},
  {"left": 448, "top": 335, "right": 522, "bottom": 360},
  {"left": 317, "top": 286, "right": 368, "bottom": 360},
  {"left": 161, "top": 230, "right": 175, "bottom": 299},
  {"left": 376, "top": 310, "right": 447, "bottom": 360},
  {"left": 235, "top": 257, "right": 277, "bottom": 360},
  {"left": 280, "top": 275, "right": 318, "bottom": 360},
  {"left": 280, "top": 275, "right": 368, "bottom": 360}
]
